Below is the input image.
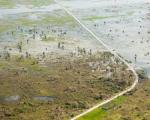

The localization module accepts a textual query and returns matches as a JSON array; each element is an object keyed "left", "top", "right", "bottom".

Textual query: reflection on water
[
  {"left": 33, "top": 96, "right": 54, "bottom": 101},
  {"left": 0, "top": 95, "right": 55, "bottom": 103},
  {"left": 0, "top": 95, "right": 20, "bottom": 103}
]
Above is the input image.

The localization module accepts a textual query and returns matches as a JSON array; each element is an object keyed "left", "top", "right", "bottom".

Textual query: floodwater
[
  {"left": 57, "top": 0, "right": 150, "bottom": 77},
  {"left": 0, "top": 95, "right": 20, "bottom": 103},
  {"left": 0, "top": 96, "right": 55, "bottom": 103},
  {"left": 0, "top": 0, "right": 150, "bottom": 77},
  {"left": 0, "top": 4, "right": 60, "bottom": 17},
  {"left": 33, "top": 96, "right": 54, "bottom": 101}
]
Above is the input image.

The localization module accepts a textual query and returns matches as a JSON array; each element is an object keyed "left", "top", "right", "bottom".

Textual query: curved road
[{"left": 54, "top": 0, "right": 139, "bottom": 120}]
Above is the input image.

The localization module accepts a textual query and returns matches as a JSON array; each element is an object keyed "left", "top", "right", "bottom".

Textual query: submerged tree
[
  {"left": 4, "top": 51, "right": 10, "bottom": 60},
  {"left": 17, "top": 42, "right": 23, "bottom": 53},
  {"left": 134, "top": 54, "right": 137, "bottom": 63}
]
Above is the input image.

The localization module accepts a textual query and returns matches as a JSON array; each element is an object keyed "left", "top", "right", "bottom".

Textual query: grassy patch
[
  {"left": 42, "top": 36, "right": 56, "bottom": 42},
  {"left": 15, "top": 14, "right": 76, "bottom": 26},
  {"left": 0, "top": 13, "right": 76, "bottom": 33},
  {"left": 112, "top": 96, "right": 126, "bottom": 105},
  {"left": 0, "top": 60, "right": 9, "bottom": 68},
  {"left": 83, "top": 15, "right": 126, "bottom": 21},
  {"left": 78, "top": 108, "right": 107, "bottom": 120},
  {"left": 83, "top": 12, "right": 134, "bottom": 21},
  {"left": 78, "top": 96, "right": 126, "bottom": 120},
  {"left": 42, "top": 15, "right": 76, "bottom": 26},
  {"left": 0, "top": 20, "right": 16, "bottom": 33},
  {"left": 0, "top": 0, "right": 53, "bottom": 8},
  {"left": 19, "top": 0, "right": 53, "bottom": 7},
  {"left": 0, "top": 0, "right": 15, "bottom": 8},
  {"left": 15, "top": 57, "right": 44, "bottom": 72},
  {"left": 16, "top": 18, "right": 41, "bottom": 26},
  {"left": 83, "top": 16, "right": 118, "bottom": 21},
  {"left": 127, "top": 11, "right": 134, "bottom": 16}
]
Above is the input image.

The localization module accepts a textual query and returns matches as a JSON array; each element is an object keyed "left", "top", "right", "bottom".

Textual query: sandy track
[{"left": 54, "top": 0, "right": 139, "bottom": 120}]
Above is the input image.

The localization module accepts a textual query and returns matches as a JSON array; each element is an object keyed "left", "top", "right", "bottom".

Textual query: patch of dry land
[
  {"left": 0, "top": 4, "right": 136, "bottom": 120},
  {"left": 0, "top": 51, "right": 135, "bottom": 120},
  {"left": 78, "top": 73, "right": 150, "bottom": 120}
]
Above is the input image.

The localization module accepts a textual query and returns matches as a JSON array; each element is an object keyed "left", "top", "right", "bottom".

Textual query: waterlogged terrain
[
  {"left": 57, "top": 0, "right": 150, "bottom": 77},
  {"left": 0, "top": 0, "right": 149, "bottom": 120},
  {"left": 0, "top": 0, "right": 54, "bottom": 8},
  {"left": 55, "top": 0, "right": 150, "bottom": 120},
  {"left": 0, "top": 1, "right": 136, "bottom": 119}
]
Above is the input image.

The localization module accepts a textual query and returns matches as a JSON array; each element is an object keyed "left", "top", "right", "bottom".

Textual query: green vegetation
[
  {"left": 0, "top": 0, "right": 15, "bottom": 8},
  {"left": 83, "top": 12, "right": 134, "bottom": 21},
  {"left": 78, "top": 77, "right": 150, "bottom": 120},
  {"left": 0, "top": 60, "right": 10, "bottom": 69},
  {"left": 0, "top": 17, "right": 44, "bottom": 33},
  {"left": 78, "top": 96, "right": 126, "bottom": 120},
  {"left": 0, "top": 52, "right": 134, "bottom": 119},
  {"left": 20, "top": 0, "right": 53, "bottom": 7},
  {"left": 0, "top": 20, "right": 15, "bottom": 33},
  {"left": 111, "top": 96, "right": 126, "bottom": 105},
  {"left": 78, "top": 108, "right": 107, "bottom": 120},
  {"left": 17, "top": 14, "right": 76, "bottom": 26},
  {"left": 82, "top": 15, "right": 123, "bottom": 21},
  {"left": 42, "top": 36, "right": 56, "bottom": 42},
  {"left": 127, "top": 11, "right": 134, "bottom": 16},
  {"left": 0, "top": 0, "right": 53, "bottom": 8},
  {"left": 42, "top": 15, "right": 76, "bottom": 26},
  {"left": 0, "top": 13, "right": 76, "bottom": 33},
  {"left": 16, "top": 18, "right": 41, "bottom": 26}
]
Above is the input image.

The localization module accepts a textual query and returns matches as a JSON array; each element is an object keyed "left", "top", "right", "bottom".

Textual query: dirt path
[{"left": 54, "top": 0, "right": 139, "bottom": 120}]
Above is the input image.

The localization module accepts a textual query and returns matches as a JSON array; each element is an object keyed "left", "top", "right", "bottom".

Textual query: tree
[{"left": 17, "top": 42, "right": 22, "bottom": 53}]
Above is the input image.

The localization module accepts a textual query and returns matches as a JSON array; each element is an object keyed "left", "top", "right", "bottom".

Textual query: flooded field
[
  {"left": 0, "top": 0, "right": 149, "bottom": 120},
  {"left": 57, "top": 0, "right": 150, "bottom": 77}
]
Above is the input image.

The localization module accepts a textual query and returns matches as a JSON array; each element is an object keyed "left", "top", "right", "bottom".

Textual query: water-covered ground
[
  {"left": 0, "top": 5, "right": 104, "bottom": 57},
  {"left": 56, "top": 0, "right": 150, "bottom": 77},
  {"left": 0, "top": 0, "right": 149, "bottom": 77},
  {"left": 0, "top": 1, "right": 147, "bottom": 119}
]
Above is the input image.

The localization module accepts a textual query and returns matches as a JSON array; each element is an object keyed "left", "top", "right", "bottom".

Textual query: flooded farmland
[
  {"left": 57, "top": 0, "right": 150, "bottom": 77},
  {"left": 0, "top": 0, "right": 149, "bottom": 120}
]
